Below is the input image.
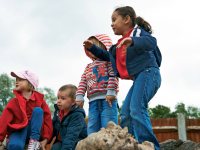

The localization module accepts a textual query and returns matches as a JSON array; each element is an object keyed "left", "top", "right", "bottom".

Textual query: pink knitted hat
[{"left": 11, "top": 70, "right": 39, "bottom": 89}]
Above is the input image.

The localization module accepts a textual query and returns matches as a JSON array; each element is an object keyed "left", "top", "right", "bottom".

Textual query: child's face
[
  {"left": 14, "top": 77, "right": 31, "bottom": 92},
  {"left": 57, "top": 89, "right": 75, "bottom": 111},
  {"left": 111, "top": 11, "right": 127, "bottom": 35}
]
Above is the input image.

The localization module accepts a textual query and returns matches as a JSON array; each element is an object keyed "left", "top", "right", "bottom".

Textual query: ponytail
[
  {"left": 135, "top": 16, "right": 152, "bottom": 34},
  {"left": 114, "top": 6, "right": 153, "bottom": 34}
]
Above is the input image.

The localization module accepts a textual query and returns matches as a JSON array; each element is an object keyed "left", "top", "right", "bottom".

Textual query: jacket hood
[
  {"left": 90, "top": 34, "right": 112, "bottom": 50},
  {"left": 85, "top": 34, "right": 112, "bottom": 59}
]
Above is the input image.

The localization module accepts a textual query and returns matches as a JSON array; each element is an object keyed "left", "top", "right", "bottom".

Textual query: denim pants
[
  {"left": 87, "top": 99, "right": 118, "bottom": 135},
  {"left": 120, "top": 67, "right": 161, "bottom": 150},
  {"left": 7, "top": 107, "right": 44, "bottom": 150}
]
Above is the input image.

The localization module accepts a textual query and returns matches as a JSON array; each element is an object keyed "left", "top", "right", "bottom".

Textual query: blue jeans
[
  {"left": 87, "top": 99, "right": 118, "bottom": 135},
  {"left": 7, "top": 107, "right": 44, "bottom": 150},
  {"left": 120, "top": 67, "right": 161, "bottom": 150}
]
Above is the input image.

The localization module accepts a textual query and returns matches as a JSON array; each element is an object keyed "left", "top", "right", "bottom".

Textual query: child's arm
[
  {"left": 0, "top": 104, "right": 13, "bottom": 142},
  {"left": 76, "top": 67, "right": 88, "bottom": 105},
  {"left": 41, "top": 101, "right": 53, "bottom": 143},
  {"left": 84, "top": 40, "right": 110, "bottom": 61},
  {"left": 62, "top": 113, "right": 86, "bottom": 149},
  {"left": 106, "top": 62, "right": 119, "bottom": 106}
]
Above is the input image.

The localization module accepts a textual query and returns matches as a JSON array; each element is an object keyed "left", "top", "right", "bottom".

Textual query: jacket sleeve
[
  {"left": 76, "top": 66, "right": 88, "bottom": 101},
  {"left": 106, "top": 62, "right": 118, "bottom": 96},
  {"left": 131, "top": 28, "right": 157, "bottom": 52},
  {"left": 88, "top": 45, "right": 110, "bottom": 61},
  {"left": 0, "top": 102, "right": 14, "bottom": 142},
  {"left": 41, "top": 100, "right": 53, "bottom": 141},
  {"left": 61, "top": 113, "right": 86, "bottom": 150}
]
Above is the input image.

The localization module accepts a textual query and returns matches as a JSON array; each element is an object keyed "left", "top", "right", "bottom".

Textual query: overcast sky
[{"left": 0, "top": 0, "right": 200, "bottom": 114}]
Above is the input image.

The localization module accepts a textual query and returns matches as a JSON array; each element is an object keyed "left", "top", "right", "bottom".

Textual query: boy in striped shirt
[{"left": 76, "top": 34, "right": 119, "bottom": 135}]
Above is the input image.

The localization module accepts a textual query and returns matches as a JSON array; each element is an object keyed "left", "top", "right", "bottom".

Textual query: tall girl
[{"left": 83, "top": 6, "right": 162, "bottom": 150}]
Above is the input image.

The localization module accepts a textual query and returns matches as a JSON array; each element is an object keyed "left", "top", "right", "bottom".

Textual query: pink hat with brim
[{"left": 11, "top": 70, "right": 39, "bottom": 89}]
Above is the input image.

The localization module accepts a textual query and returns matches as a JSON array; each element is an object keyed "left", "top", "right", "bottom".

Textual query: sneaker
[{"left": 27, "top": 139, "right": 40, "bottom": 150}]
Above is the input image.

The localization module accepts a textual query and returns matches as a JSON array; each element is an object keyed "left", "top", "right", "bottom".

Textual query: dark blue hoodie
[
  {"left": 88, "top": 27, "right": 162, "bottom": 78},
  {"left": 52, "top": 104, "right": 87, "bottom": 150}
]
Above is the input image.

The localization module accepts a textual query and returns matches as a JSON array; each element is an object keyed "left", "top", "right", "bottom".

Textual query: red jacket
[{"left": 0, "top": 90, "right": 53, "bottom": 142}]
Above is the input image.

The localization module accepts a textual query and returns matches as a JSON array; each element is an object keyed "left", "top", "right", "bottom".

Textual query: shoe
[{"left": 27, "top": 139, "right": 40, "bottom": 150}]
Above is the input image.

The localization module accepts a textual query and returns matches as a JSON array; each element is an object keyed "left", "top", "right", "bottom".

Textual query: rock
[
  {"left": 75, "top": 121, "right": 154, "bottom": 150},
  {"left": 160, "top": 139, "right": 200, "bottom": 150},
  {"left": 0, "top": 145, "right": 5, "bottom": 150}
]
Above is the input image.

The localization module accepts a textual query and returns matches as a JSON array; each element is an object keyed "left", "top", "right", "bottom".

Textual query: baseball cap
[{"left": 11, "top": 70, "right": 39, "bottom": 89}]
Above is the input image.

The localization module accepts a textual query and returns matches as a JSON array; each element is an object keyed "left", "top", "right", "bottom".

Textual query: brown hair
[
  {"left": 58, "top": 84, "right": 77, "bottom": 99},
  {"left": 114, "top": 6, "right": 152, "bottom": 34}
]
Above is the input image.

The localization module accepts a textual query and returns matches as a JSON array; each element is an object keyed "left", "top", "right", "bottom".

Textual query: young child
[
  {"left": 83, "top": 6, "right": 162, "bottom": 150},
  {"left": 76, "top": 34, "right": 119, "bottom": 135},
  {"left": 0, "top": 70, "right": 53, "bottom": 150},
  {"left": 52, "top": 84, "right": 87, "bottom": 150}
]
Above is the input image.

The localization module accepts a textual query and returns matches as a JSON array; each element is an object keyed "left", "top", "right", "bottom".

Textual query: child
[
  {"left": 52, "top": 84, "right": 87, "bottom": 150},
  {"left": 0, "top": 70, "right": 53, "bottom": 150},
  {"left": 83, "top": 6, "right": 162, "bottom": 150},
  {"left": 76, "top": 34, "right": 119, "bottom": 135}
]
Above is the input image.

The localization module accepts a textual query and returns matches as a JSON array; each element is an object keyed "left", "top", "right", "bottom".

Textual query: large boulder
[
  {"left": 160, "top": 139, "right": 200, "bottom": 150},
  {"left": 76, "top": 121, "right": 154, "bottom": 150}
]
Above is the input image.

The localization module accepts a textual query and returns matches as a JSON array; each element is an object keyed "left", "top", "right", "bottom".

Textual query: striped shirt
[{"left": 76, "top": 60, "right": 119, "bottom": 102}]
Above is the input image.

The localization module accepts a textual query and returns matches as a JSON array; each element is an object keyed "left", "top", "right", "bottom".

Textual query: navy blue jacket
[
  {"left": 88, "top": 27, "right": 162, "bottom": 78},
  {"left": 52, "top": 104, "right": 87, "bottom": 150}
]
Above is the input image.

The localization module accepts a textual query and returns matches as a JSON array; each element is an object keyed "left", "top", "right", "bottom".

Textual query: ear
[{"left": 124, "top": 15, "right": 131, "bottom": 25}]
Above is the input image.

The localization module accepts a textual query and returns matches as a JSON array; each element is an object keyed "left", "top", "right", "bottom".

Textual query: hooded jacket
[
  {"left": 87, "top": 27, "right": 162, "bottom": 78},
  {"left": 0, "top": 90, "right": 53, "bottom": 142},
  {"left": 76, "top": 34, "right": 119, "bottom": 102},
  {"left": 52, "top": 104, "right": 87, "bottom": 150}
]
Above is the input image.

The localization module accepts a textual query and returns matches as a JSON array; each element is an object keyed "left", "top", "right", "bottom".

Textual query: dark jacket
[
  {"left": 52, "top": 104, "right": 87, "bottom": 150},
  {"left": 88, "top": 27, "right": 162, "bottom": 78}
]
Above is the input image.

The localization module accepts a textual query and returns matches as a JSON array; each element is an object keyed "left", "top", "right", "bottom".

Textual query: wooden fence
[{"left": 151, "top": 114, "right": 200, "bottom": 143}]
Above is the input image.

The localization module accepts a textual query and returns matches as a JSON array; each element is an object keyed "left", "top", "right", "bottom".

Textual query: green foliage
[
  {"left": 174, "top": 102, "right": 187, "bottom": 116},
  {"left": 0, "top": 73, "right": 56, "bottom": 115},
  {"left": 149, "top": 102, "right": 200, "bottom": 119},
  {"left": 148, "top": 105, "right": 176, "bottom": 118},
  {"left": 38, "top": 87, "right": 56, "bottom": 113},
  {"left": 0, "top": 74, "right": 14, "bottom": 114}
]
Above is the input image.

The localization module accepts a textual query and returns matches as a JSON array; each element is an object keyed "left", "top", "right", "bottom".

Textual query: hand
[
  {"left": 45, "top": 137, "right": 56, "bottom": 150},
  {"left": 83, "top": 40, "right": 93, "bottom": 49},
  {"left": 76, "top": 100, "right": 84, "bottom": 108},
  {"left": 117, "top": 37, "right": 132, "bottom": 48},
  {"left": 40, "top": 139, "right": 48, "bottom": 150},
  {"left": 106, "top": 95, "right": 116, "bottom": 107}
]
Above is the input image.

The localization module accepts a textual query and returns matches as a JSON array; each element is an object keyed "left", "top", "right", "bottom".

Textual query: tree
[
  {"left": 187, "top": 106, "right": 200, "bottom": 118},
  {"left": 0, "top": 74, "right": 14, "bottom": 114},
  {"left": 148, "top": 105, "right": 176, "bottom": 118},
  {"left": 149, "top": 102, "right": 200, "bottom": 119},
  {"left": 174, "top": 102, "right": 188, "bottom": 116},
  {"left": 0, "top": 73, "right": 56, "bottom": 115},
  {"left": 38, "top": 87, "right": 56, "bottom": 113}
]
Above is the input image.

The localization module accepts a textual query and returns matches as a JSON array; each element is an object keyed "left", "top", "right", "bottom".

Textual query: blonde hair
[
  {"left": 27, "top": 81, "right": 35, "bottom": 91},
  {"left": 88, "top": 37, "right": 106, "bottom": 50}
]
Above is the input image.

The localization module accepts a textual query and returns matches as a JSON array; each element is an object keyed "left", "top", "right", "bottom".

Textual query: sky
[{"left": 0, "top": 0, "right": 200, "bottom": 114}]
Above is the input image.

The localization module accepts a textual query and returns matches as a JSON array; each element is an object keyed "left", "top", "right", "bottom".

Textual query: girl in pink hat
[
  {"left": 0, "top": 70, "right": 53, "bottom": 150},
  {"left": 76, "top": 34, "right": 119, "bottom": 135}
]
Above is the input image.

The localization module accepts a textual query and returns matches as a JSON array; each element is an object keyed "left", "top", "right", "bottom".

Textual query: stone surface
[
  {"left": 160, "top": 139, "right": 200, "bottom": 150},
  {"left": 75, "top": 121, "right": 154, "bottom": 150}
]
